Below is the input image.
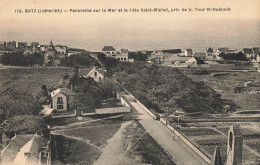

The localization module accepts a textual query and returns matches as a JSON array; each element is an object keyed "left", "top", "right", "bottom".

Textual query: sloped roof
[
  {"left": 162, "top": 49, "right": 182, "bottom": 54},
  {"left": 121, "top": 49, "right": 129, "bottom": 53},
  {"left": 102, "top": 46, "right": 116, "bottom": 51},
  {"left": 79, "top": 67, "right": 106, "bottom": 77},
  {"left": 79, "top": 68, "right": 92, "bottom": 76},
  {"left": 253, "top": 47, "right": 260, "bottom": 54},
  {"left": 210, "top": 146, "right": 223, "bottom": 165},
  {"left": 193, "top": 52, "right": 207, "bottom": 58},
  {"left": 243, "top": 48, "right": 254, "bottom": 54},
  {"left": 1, "top": 134, "right": 48, "bottom": 165},
  {"left": 51, "top": 88, "right": 75, "bottom": 98},
  {"left": 217, "top": 47, "right": 229, "bottom": 52},
  {"left": 206, "top": 47, "right": 214, "bottom": 52}
]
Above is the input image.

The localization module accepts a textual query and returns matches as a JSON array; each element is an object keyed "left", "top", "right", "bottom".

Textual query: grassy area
[
  {"left": 51, "top": 135, "right": 101, "bottom": 165},
  {"left": 123, "top": 121, "right": 175, "bottom": 165},
  {"left": 184, "top": 70, "right": 260, "bottom": 111},
  {"left": 178, "top": 123, "right": 260, "bottom": 165}
]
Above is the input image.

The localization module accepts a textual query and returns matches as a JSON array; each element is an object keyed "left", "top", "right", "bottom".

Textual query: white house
[
  {"left": 115, "top": 49, "right": 129, "bottom": 62},
  {"left": 79, "top": 67, "right": 106, "bottom": 82},
  {"left": 163, "top": 56, "right": 197, "bottom": 67},
  {"left": 102, "top": 46, "right": 116, "bottom": 57},
  {"left": 51, "top": 88, "right": 75, "bottom": 111}
]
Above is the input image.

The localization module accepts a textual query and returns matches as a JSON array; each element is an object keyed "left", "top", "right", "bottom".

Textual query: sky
[{"left": 0, "top": 0, "right": 259, "bottom": 51}]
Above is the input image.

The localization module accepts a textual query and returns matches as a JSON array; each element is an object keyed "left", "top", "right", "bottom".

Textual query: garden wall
[{"left": 95, "top": 106, "right": 130, "bottom": 114}]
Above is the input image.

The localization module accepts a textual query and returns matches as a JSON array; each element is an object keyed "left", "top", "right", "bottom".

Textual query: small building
[
  {"left": 1, "top": 134, "right": 51, "bottom": 165},
  {"left": 51, "top": 88, "right": 75, "bottom": 111},
  {"left": 164, "top": 56, "right": 197, "bottom": 67},
  {"left": 253, "top": 47, "right": 260, "bottom": 62},
  {"left": 243, "top": 48, "right": 254, "bottom": 59},
  {"left": 79, "top": 67, "right": 106, "bottom": 82},
  {"left": 216, "top": 47, "right": 229, "bottom": 54},
  {"left": 102, "top": 46, "right": 116, "bottom": 56},
  {"left": 6, "top": 41, "right": 16, "bottom": 50},
  {"left": 0, "top": 41, "right": 6, "bottom": 49},
  {"left": 54, "top": 44, "right": 67, "bottom": 54},
  {"left": 17, "top": 42, "right": 27, "bottom": 49},
  {"left": 115, "top": 49, "right": 129, "bottom": 62},
  {"left": 23, "top": 44, "right": 40, "bottom": 56},
  {"left": 193, "top": 52, "right": 207, "bottom": 60}
]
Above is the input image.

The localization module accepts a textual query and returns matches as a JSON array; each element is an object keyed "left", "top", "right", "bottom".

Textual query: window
[
  {"left": 57, "top": 104, "right": 64, "bottom": 110},
  {"left": 99, "top": 77, "right": 101, "bottom": 81},
  {"left": 57, "top": 97, "right": 63, "bottom": 102},
  {"left": 124, "top": 58, "right": 126, "bottom": 60},
  {"left": 94, "top": 72, "right": 97, "bottom": 77},
  {"left": 229, "top": 132, "right": 233, "bottom": 150}
]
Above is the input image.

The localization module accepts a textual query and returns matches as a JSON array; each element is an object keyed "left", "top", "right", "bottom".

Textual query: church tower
[{"left": 226, "top": 125, "right": 243, "bottom": 165}]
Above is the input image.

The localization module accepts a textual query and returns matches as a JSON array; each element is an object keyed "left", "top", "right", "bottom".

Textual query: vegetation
[
  {"left": 0, "top": 68, "right": 73, "bottom": 134},
  {"left": 128, "top": 51, "right": 148, "bottom": 61},
  {"left": 219, "top": 52, "right": 248, "bottom": 61},
  {"left": 2, "top": 115, "right": 48, "bottom": 136},
  {"left": 1, "top": 52, "right": 44, "bottom": 66},
  {"left": 60, "top": 53, "right": 100, "bottom": 67},
  {"left": 114, "top": 64, "right": 225, "bottom": 114}
]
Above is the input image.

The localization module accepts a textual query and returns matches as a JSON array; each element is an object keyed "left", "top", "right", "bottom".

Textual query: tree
[
  {"left": 100, "top": 78, "right": 120, "bottom": 99},
  {"left": 2, "top": 115, "right": 48, "bottom": 136}
]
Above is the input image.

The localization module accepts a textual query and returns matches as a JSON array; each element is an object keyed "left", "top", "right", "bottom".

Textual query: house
[
  {"left": 1, "top": 134, "right": 51, "bottom": 165},
  {"left": 253, "top": 47, "right": 260, "bottom": 62},
  {"left": 79, "top": 67, "right": 106, "bottom": 82},
  {"left": 193, "top": 52, "right": 207, "bottom": 60},
  {"left": 51, "top": 88, "right": 75, "bottom": 111},
  {"left": 163, "top": 56, "right": 197, "bottom": 67},
  {"left": 54, "top": 44, "right": 67, "bottom": 54},
  {"left": 216, "top": 47, "right": 229, "bottom": 54},
  {"left": 43, "top": 41, "right": 65, "bottom": 66},
  {"left": 17, "top": 42, "right": 27, "bottom": 49},
  {"left": 6, "top": 41, "right": 16, "bottom": 50},
  {"left": 23, "top": 44, "right": 40, "bottom": 56},
  {"left": 243, "top": 48, "right": 254, "bottom": 59},
  {"left": 115, "top": 49, "right": 129, "bottom": 62},
  {"left": 102, "top": 46, "right": 116, "bottom": 56},
  {"left": 150, "top": 50, "right": 164, "bottom": 64},
  {"left": 0, "top": 41, "right": 6, "bottom": 49}
]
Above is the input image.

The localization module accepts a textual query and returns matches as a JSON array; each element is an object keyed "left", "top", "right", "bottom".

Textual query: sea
[{"left": 1, "top": 18, "right": 260, "bottom": 53}]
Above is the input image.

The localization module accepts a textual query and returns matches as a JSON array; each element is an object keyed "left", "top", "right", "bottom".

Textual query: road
[{"left": 127, "top": 100, "right": 209, "bottom": 165}]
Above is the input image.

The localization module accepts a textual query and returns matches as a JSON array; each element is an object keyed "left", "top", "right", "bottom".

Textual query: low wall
[
  {"left": 95, "top": 106, "right": 130, "bottom": 114},
  {"left": 166, "top": 124, "right": 211, "bottom": 164},
  {"left": 136, "top": 100, "right": 156, "bottom": 119},
  {"left": 132, "top": 94, "right": 211, "bottom": 164}
]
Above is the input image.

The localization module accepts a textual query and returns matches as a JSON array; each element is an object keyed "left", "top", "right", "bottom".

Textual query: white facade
[
  {"left": 52, "top": 92, "right": 67, "bottom": 111},
  {"left": 82, "top": 68, "right": 104, "bottom": 82}
]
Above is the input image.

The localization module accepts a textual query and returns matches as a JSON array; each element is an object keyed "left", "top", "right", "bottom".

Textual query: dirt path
[{"left": 93, "top": 121, "right": 142, "bottom": 165}]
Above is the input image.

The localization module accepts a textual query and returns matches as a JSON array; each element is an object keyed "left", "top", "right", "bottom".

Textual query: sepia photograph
[{"left": 0, "top": 0, "right": 259, "bottom": 164}]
